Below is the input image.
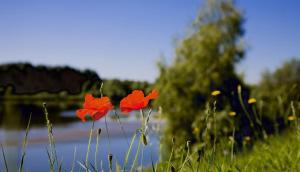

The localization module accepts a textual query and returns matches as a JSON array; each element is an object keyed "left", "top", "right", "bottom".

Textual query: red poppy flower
[
  {"left": 76, "top": 94, "right": 113, "bottom": 122},
  {"left": 120, "top": 89, "right": 158, "bottom": 113}
]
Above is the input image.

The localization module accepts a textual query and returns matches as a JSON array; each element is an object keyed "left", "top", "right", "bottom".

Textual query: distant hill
[{"left": 0, "top": 63, "right": 100, "bottom": 94}]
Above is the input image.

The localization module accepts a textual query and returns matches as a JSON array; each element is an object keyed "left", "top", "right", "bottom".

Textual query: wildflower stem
[
  {"left": 237, "top": 86, "right": 256, "bottom": 135},
  {"left": 104, "top": 116, "right": 111, "bottom": 153},
  {"left": 108, "top": 154, "right": 113, "bottom": 172},
  {"left": 114, "top": 110, "right": 130, "bottom": 146},
  {"left": 291, "top": 101, "right": 298, "bottom": 130},
  {"left": 85, "top": 121, "right": 95, "bottom": 171},
  {"left": 230, "top": 128, "right": 235, "bottom": 162},
  {"left": 140, "top": 146, "right": 144, "bottom": 171},
  {"left": 122, "top": 132, "right": 137, "bottom": 171},
  {"left": 129, "top": 109, "right": 145, "bottom": 172},
  {"left": 140, "top": 109, "right": 145, "bottom": 131},
  {"left": 213, "top": 100, "right": 217, "bottom": 154},
  {"left": 252, "top": 105, "right": 268, "bottom": 139},
  {"left": 99, "top": 82, "right": 104, "bottom": 98},
  {"left": 43, "top": 103, "right": 58, "bottom": 171},
  {"left": 94, "top": 129, "right": 100, "bottom": 172},
  {"left": 130, "top": 135, "right": 142, "bottom": 172},
  {"left": 179, "top": 142, "right": 190, "bottom": 172}
]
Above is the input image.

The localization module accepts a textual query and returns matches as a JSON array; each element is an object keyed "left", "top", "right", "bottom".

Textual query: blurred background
[{"left": 0, "top": 0, "right": 299, "bottom": 171}]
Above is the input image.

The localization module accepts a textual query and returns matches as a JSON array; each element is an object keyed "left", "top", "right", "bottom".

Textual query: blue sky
[{"left": 0, "top": 0, "right": 299, "bottom": 83}]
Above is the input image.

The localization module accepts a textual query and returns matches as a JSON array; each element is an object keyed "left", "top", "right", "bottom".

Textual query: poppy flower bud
[
  {"left": 108, "top": 153, "right": 113, "bottom": 171},
  {"left": 98, "top": 128, "right": 102, "bottom": 135},
  {"left": 142, "top": 134, "right": 148, "bottom": 146},
  {"left": 108, "top": 153, "right": 113, "bottom": 162}
]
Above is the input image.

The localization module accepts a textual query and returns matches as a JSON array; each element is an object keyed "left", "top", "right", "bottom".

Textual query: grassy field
[{"left": 151, "top": 128, "right": 300, "bottom": 172}]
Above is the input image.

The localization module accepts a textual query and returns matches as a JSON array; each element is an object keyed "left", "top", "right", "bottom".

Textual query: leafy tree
[
  {"left": 253, "top": 58, "right": 300, "bottom": 122},
  {"left": 155, "top": 0, "right": 250, "bottom": 151}
]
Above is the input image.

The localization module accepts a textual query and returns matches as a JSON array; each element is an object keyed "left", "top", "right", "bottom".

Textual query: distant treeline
[
  {"left": 0, "top": 63, "right": 99, "bottom": 94},
  {"left": 0, "top": 63, "right": 152, "bottom": 102}
]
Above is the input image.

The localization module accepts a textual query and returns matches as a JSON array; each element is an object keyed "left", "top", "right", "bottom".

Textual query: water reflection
[
  {"left": 0, "top": 101, "right": 79, "bottom": 129},
  {"left": 0, "top": 101, "right": 162, "bottom": 171}
]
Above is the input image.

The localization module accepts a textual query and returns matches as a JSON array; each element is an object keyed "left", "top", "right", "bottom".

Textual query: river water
[{"left": 0, "top": 102, "right": 162, "bottom": 171}]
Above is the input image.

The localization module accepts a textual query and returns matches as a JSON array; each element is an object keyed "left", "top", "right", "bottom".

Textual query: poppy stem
[
  {"left": 85, "top": 120, "right": 95, "bottom": 171},
  {"left": 130, "top": 134, "right": 142, "bottom": 172},
  {"left": 94, "top": 129, "right": 101, "bottom": 172},
  {"left": 99, "top": 82, "right": 104, "bottom": 98},
  {"left": 114, "top": 110, "right": 130, "bottom": 146},
  {"left": 140, "top": 109, "right": 145, "bottom": 132},
  {"left": 122, "top": 132, "right": 137, "bottom": 171},
  {"left": 105, "top": 115, "right": 111, "bottom": 153}
]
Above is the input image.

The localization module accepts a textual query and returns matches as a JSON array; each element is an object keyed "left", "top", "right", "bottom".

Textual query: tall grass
[
  {"left": 19, "top": 113, "right": 31, "bottom": 172},
  {"left": 0, "top": 98, "right": 299, "bottom": 171}
]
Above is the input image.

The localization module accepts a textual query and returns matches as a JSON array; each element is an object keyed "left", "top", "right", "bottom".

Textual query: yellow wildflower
[
  {"left": 229, "top": 111, "right": 236, "bottom": 116},
  {"left": 211, "top": 90, "right": 221, "bottom": 96},
  {"left": 288, "top": 115, "right": 296, "bottom": 121},
  {"left": 244, "top": 136, "right": 251, "bottom": 141},
  {"left": 248, "top": 98, "right": 256, "bottom": 104},
  {"left": 193, "top": 127, "right": 200, "bottom": 134}
]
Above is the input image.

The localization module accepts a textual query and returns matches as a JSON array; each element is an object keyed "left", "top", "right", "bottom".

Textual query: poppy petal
[
  {"left": 76, "top": 109, "right": 97, "bottom": 122},
  {"left": 120, "top": 89, "right": 155, "bottom": 113},
  {"left": 83, "top": 94, "right": 95, "bottom": 109},
  {"left": 146, "top": 89, "right": 158, "bottom": 100},
  {"left": 92, "top": 110, "right": 109, "bottom": 120}
]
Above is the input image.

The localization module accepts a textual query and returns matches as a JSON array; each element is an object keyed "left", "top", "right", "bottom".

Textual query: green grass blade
[
  {"left": 1, "top": 144, "right": 8, "bottom": 172},
  {"left": 43, "top": 102, "right": 59, "bottom": 169},
  {"left": 89, "top": 162, "right": 97, "bottom": 172},
  {"left": 122, "top": 133, "right": 137, "bottom": 171},
  {"left": 150, "top": 152, "right": 156, "bottom": 172},
  {"left": 85, "top": 121, "right": 95, "bottom": 172},
  {"left": 58, "top": 158, "right": 63, "bottom": 172},
  {"left": 130, "top": 135, "right": 142, "bottom": 172},
  {"left": 19, "top": 113, "right": 32, "bottom": 172},
  {"left": 166, "top": 143, "right": 175, "bottom": 172},
  {"left": 71, "top": 147, "right": 77, "bottom": 172},
  {"left": 94, "top": 129, "right": 101, "bottom": 172},
  {"left": 78, "top": 161, "right": 91, "bottom": 172},
  {"left": 46, "top": 148, "right": 55, "bottom": 172}
]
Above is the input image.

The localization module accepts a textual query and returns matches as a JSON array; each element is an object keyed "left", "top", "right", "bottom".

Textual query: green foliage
[
  {"left": 155, "top": 0, "right": 249, "bottom": 152},
  {"left": 150, "top": 128, "right": 300, "bottom": 172},
  {"left": 253, "top": 58, "right": 300, "bottom": 120}
]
